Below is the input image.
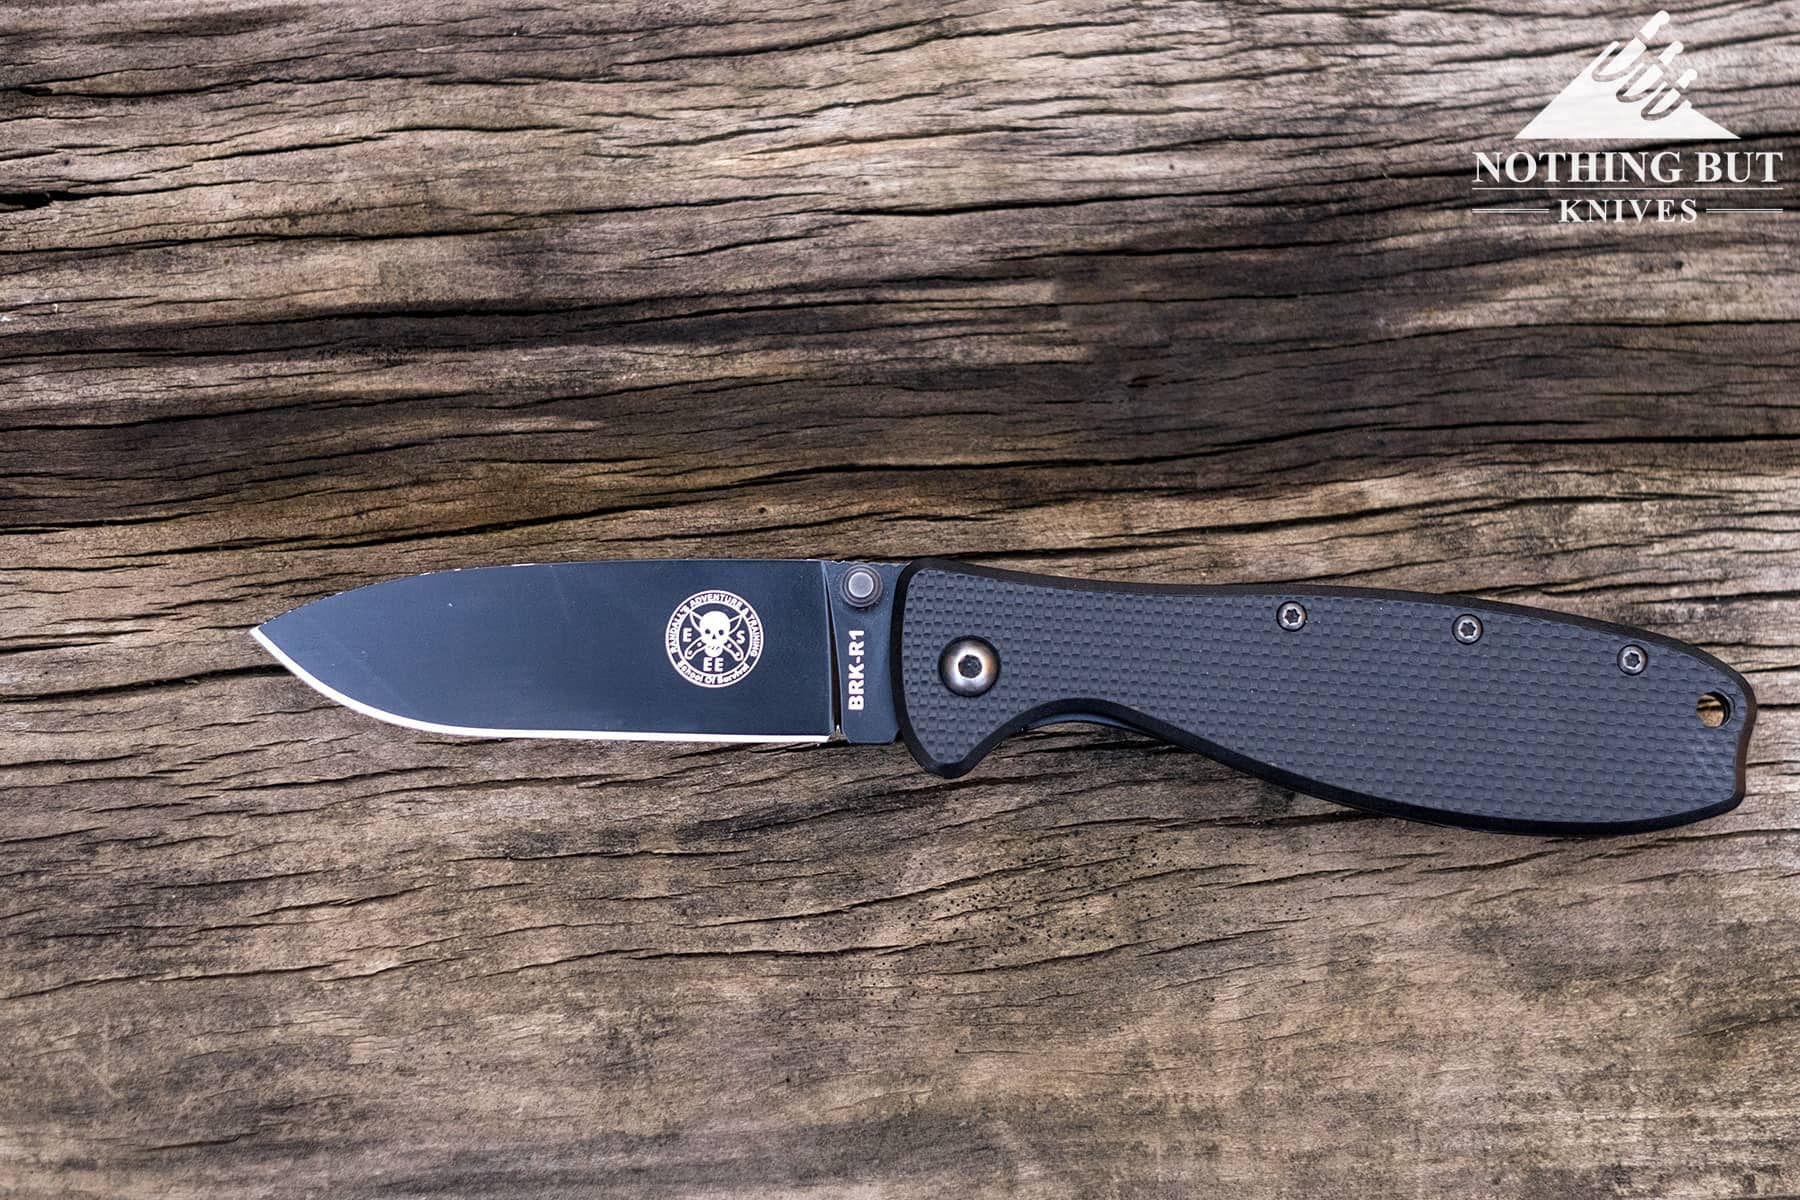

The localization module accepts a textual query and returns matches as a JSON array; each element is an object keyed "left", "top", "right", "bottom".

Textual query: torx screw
[
  {"left": 940, "top": 638, "right": 999, "bottom": 697},
  {"left": 1277, "top": 602, "right": 1307, "bottom": 632},
  {"left": 1454, "top": 614, "right": 1484, "bottom": 645},
  {"left": 1619, "top": 644, "right": 1647, "bottom": 676}
]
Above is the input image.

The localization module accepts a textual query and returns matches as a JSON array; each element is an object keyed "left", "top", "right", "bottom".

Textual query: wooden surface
[{"left": 3, "top": 1, "right": 1798, "bottom": 1196}]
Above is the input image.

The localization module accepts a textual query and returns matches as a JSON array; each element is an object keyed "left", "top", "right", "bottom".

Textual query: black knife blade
[{"left": 254, "top": 560, "right": 837, "bottom": 743}]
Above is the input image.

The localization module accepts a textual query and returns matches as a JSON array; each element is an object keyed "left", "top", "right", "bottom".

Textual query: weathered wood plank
[{"left": 2, "top": 0, "right": 1798, "bottom": 1196}]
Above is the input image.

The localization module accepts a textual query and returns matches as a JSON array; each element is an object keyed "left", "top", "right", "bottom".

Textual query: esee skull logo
[
  {"left": 665, "top": 590, "right": 763, "bottom": 688},
  {"left": 696, "top": 610, "right": 732, "bottom": 658}
]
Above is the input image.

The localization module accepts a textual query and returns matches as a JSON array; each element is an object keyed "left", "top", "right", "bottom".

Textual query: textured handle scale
[{"left": 893, "top": 560, "right": 1756, "bottom": 833}]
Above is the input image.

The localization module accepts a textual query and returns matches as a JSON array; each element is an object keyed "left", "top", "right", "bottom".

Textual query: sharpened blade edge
[{"left": 250, "top": 625, "right": 832, "bottom": 745}]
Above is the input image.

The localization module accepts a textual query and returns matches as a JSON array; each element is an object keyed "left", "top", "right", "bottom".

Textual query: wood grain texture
[{"left": 2, "top": 0, "right": 1798, "bottom": 1196}]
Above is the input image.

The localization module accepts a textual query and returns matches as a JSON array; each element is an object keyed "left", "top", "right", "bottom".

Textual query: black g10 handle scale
[{"left": 892, "top": 560, "right": 1756, "bottom": 834}]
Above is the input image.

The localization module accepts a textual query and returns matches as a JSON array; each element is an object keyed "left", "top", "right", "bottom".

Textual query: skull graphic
[
  {"left": 696, "top": 609, "right": 734, "bottom": 659},
  {"left": 666, "top": 590, "right": 763, "bottom": 688}
]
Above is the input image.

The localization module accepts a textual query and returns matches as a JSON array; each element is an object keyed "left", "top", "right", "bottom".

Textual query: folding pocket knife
[{"left": 253, "top": 558, "right": 1756, "bottom": 835}]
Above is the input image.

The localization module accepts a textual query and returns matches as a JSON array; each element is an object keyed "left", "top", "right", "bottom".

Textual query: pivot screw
[
  {"left": 841, "top": 565, "right": 883, "bottom": 608},
  {"left": 1619, "top": 644, "right": 1647, "bottom": 676},
  {"left": 940, "top": 638, "right": 999, "bottom": 697},
  {"left": 1277, "top": 602, "right": 1307, "bottom": 632},
  {"left": 1454, "top": 614, "right": 1483, "bottom": 645}
]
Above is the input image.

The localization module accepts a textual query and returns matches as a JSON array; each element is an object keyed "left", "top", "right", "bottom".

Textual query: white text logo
[{"left": 1471, "top": 12, "right": 1785, "bottom": 223}]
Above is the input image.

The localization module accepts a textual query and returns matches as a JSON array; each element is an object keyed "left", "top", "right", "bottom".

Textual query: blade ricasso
[{"left": 823, "top": 560, "right": 906, "bottom": 745}]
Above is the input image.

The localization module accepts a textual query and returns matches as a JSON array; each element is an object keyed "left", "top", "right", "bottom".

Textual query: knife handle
[{"left": 891, "top": 559, "right": 1756, "bottom": 834}]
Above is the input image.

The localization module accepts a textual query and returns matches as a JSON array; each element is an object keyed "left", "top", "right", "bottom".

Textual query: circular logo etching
[{"left": 665, "top": 590, "right": 764, "bottom": 688}]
